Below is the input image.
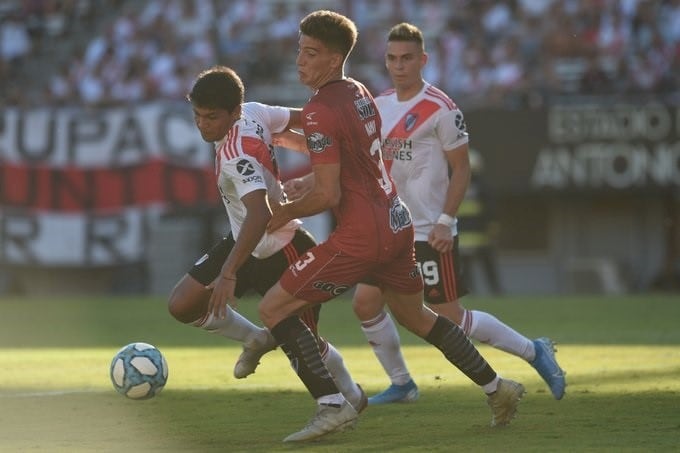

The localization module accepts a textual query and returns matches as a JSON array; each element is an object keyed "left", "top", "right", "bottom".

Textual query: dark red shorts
[{"left": 280, "top": 239, "right": 423, "bottom": 304}]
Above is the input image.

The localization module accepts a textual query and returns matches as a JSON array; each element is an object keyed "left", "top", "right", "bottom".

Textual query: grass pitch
[{"left": 0, "top": 294, "right": 679, "bottom": 452}]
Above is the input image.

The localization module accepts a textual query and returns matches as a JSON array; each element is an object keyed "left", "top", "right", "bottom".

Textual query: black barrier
[{"left": 466, "top": 103, "right": 680, "bottom": 195}]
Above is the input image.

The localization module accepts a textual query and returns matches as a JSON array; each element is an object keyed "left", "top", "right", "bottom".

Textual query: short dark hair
[
  {"left": 299, "top": 10, "right": 358, "bottom": 59},
  {"left": 187, "top": 65, "right": 244, "bottom": 112},
  {"left": 387, "top": 22, "right": 425, "bottom": 52}
]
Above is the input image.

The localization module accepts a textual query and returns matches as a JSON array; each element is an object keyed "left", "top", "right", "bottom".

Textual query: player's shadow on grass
[
  {"left": 2, "top": 386, "right": 676, "bottom": 451},
  {"left": 122, "top": 386, "right": 680, "bottom": 452}
]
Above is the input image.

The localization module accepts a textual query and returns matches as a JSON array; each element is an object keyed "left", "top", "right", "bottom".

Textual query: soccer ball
[{"left": 110, "top": 342, "right": 168, "bottom": 400}]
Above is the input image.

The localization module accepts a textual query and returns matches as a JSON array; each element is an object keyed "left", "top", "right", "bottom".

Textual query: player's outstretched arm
[{"left": 273, "top": 130, "right": 307, "bottom": 153}]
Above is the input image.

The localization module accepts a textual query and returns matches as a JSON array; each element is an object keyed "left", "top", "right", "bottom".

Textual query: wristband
[{"left": 437, "top": 213, "right": 455, "bottom": 228}]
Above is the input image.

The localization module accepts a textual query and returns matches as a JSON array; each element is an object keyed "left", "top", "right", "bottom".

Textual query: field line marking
[{"left": 0, "top": 389, "right": 102, "bottom": 398}]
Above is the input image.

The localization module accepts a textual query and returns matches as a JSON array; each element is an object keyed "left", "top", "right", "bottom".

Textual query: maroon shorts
[{"left": 279, "top": 239, "right": 423, "bottom": 304}]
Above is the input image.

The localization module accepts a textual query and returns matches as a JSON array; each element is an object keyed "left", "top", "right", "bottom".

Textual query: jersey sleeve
[
  {"left": 243, "top": 102, "right": 291, "bottom": 134},
  {"left": 302, "top": 102, "right": 340, "bottom": 165},
  {"left": 436, "top": 107, "right": 469, "bottom": 151},
  {"left": 221, "top": 155, "right": 267, "bottom": 200}
]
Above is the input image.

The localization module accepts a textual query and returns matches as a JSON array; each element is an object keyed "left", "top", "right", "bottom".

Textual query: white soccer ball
[{"left": 110, "top": 342, "right": 168, "bottom": 400}]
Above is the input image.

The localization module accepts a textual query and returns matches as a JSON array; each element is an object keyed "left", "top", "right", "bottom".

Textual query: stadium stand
[{"left": 1, "top": 0, "right": 678, "bottom": 108}]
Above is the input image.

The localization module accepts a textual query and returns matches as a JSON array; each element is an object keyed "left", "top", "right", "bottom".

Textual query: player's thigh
[
  {"left": 167, "top": 273, "right": 210, "bottom": 323},
  {"left": 258, "top": 281, "right": 315, "bottom": 327},
  {"left": 169, "top": 237, "right": 233, "bottom": 320},
  {"left": 255, "top": 229, "right": 323, "bottom": 330}
]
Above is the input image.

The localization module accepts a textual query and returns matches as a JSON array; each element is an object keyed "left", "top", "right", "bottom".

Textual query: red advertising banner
[{"left": 0, "top": 103, "right": 220, "bottom": 266}]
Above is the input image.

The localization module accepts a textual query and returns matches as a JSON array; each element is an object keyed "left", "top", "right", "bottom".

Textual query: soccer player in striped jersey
[
  {"left": 167, "top": 66, "right": 365, "bottom": 413},
  {"left": 352, "top": 23, "right": 566, "bottom": 404}
]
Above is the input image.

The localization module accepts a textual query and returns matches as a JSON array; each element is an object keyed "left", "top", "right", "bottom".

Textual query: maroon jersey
[{"left": 302, "top": 78, "right": 412, "bottom": 261}]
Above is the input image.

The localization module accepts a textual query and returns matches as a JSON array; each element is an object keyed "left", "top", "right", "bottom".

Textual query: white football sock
[
  {"left": 482, "top": 375, "right": 501, "bottom": 394},
  {"left": 463, "top": 310, "right": 535, "bottom": 361},
  {"left": 321, "top": 342, "right": 363, "bottom": 408},
  {"left": 361, "top": 311, "right": 412, "bottom": 385},
  {"left": 192, "top": 307, "right": 269, "bottom": 348},
  {"left": 317, "top": 393, "right": 346, "bottom": 406}
]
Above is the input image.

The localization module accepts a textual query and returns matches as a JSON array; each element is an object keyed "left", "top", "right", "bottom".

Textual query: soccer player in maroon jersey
[{"left": 257, "top": 10, "right": 524, "bottom": 443}]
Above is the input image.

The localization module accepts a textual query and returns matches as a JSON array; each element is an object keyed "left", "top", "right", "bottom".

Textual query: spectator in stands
[
  {"left": 0, "top": 10, "right": 32, "bottom": 76},
  {"left": 580, "top": 54, "right": 612, "bottom": 94},
  {"left": 3, "top": 0, "right": 680, "bottom": 107}
]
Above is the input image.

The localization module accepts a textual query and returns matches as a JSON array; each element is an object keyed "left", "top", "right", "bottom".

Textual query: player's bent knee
[
  {"left": 352, "top": 284, "right": 384, "bottom": 320},
  {"left": 167, "top": 292, "right": 195, "bottom": 324},
  {"left": 167, "top": 278, "right": 208, "bottom": 324},
  {"left": 352, "top": 299, "right": 385, "bottom": 321},
  {"left": 429, "top": 301, "right": 465, "bottom": 325}
]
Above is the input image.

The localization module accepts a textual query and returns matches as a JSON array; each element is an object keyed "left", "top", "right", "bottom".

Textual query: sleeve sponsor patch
[{"left": 306, "top": 132, "right": 332, "bottom": 153}]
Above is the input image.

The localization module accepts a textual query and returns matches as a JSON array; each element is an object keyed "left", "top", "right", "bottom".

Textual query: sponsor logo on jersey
[
  {"left": 242, "top": 175, "right": 263, "bottom": 184},
  {"left": 354, "top": 96, "right": 376, "bottom": 120},
  {"left": 305, "top": 111, "right": 318, "bottom": 125},
  {"left": 253, "top": 121, "right": 265, "bottom": 141},
  {"left": 307, "top": 132, "right": 332, "bottom": 153},
  {"left": 382, "top": 137, "right": 413, "bottom": 160},
  {"left": 389, "top": 196, "right": 413, "bottom": 233},
  {"left": 313, "top": 280, "right": 350, "bottom": 296},
  {"left": 454, "top": 111, "right": 467, "bottom": 132},
  {"left": 405, "top": 113, "right": 418, "bottom": 132},
  {"left": 427, "top": 287, "right": 440, "bottom": 298},
  {"left": 236, "top": 159, "right": 255, "bottom": 176}
]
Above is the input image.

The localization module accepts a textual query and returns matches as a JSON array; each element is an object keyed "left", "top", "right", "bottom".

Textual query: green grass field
[{"left": 1, "top": 294, "right": 679, "bottom": 452}]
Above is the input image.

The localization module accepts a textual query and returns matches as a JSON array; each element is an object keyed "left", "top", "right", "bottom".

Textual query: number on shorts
[
  {"left": 417, "top": 260, "right": 439, "bottom": 285},
  {"left": 294, "top": 252, "right": 316, "bottom": 271}
]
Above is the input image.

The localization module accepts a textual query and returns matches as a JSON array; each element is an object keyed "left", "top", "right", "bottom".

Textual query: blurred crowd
[{"left": 2, "top": 0, "right": 680, "bottom": 109}]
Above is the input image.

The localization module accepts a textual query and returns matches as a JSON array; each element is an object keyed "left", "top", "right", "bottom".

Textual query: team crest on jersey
[
  {"left": 236, "top": 159, "right": 255, "bottom": 175},
  {"left": 307, "top": 132, "right": 331, "bottom": 153},
  {"left": 404, "top": 113, "right": 418, "bottom": 132},
  {"left": 389, "top": 196, "right": 413, "bottom": 233}
]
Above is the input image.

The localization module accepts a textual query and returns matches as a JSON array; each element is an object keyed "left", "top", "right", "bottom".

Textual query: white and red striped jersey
[
  {"left": 214, "top": 102, "right": 300, "bottom": 258},
  {"left": 376, "top": 82, "right": 469, "bottom": 240}
]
